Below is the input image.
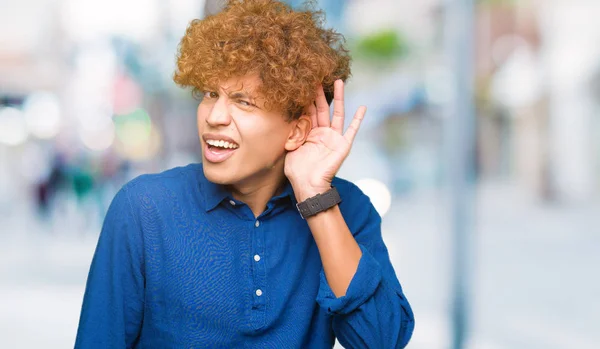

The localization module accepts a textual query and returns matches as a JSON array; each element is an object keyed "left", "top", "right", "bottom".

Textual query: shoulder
[
  {"left": 331, "top": 176, "right": 382, "bottom": 236},
  {"left": 118, "top": 163, "right": 203, "bottom": 208},
  {"left": 332, "top": 176, "right": 378, "bottom": 217},
  {"left": 332, "top": 176, "right": 368, "bottom": 203},
  {"left": 124, "top": 163, "right": 201, "bottom": 193}
]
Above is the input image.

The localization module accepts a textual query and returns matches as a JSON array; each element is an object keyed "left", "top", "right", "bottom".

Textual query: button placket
[
  {"left": 248, "top": 217, "right": 267, "bottom": 330},
  {"left": 251, "top": 218, "right": 267, "bottom": 309}
]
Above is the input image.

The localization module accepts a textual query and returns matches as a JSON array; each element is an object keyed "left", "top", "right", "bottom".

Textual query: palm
[{"left": 284, "top": 80, "right": 366, "bottom": 187}]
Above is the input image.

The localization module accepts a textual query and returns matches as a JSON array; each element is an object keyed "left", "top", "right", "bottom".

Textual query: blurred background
[{"left": 1, "top": 0, "right": 599, "bottom": 348}]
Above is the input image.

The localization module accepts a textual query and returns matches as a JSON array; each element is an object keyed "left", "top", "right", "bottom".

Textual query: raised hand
[{"left": 284, "top": 79, "right": 366, "bottom": 201}]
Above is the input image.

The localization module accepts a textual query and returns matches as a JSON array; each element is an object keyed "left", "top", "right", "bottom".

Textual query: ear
[{"left": 284, "top": 114, "right": 312, "bottom": 152}]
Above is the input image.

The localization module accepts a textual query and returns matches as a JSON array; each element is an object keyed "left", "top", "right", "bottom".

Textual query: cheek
[
  {"left": 197, "top": 105, "right": 206, "bottom": 124},
  {"left": 197, "top": 104, "right": 211, "bottom": 132},
  {"left": 239, "top": 121, "right": 290, "bottom": 154}
]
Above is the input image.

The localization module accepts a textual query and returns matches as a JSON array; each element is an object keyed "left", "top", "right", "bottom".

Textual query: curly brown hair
[{"left": 173, "top": 0, "right": 351, "bottom": 120}]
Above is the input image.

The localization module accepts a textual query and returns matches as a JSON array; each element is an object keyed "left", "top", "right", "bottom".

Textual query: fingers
[
  {"left": 315, "top": 84, "right": 330, "bottom": 128},
  {"left": 331, "top": 80, "right": 344, "bottom": 134},
  {"left": 344, "top": 106, "right": 367, "bottom": 144},
  {"left": 308, "top": 103, "right": 318, "bottom": 129}
]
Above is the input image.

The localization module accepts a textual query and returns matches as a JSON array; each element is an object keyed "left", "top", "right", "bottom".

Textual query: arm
[
  {"left": 301, "top": 182, "right": 414, "bottom": 349},
  {"left": 294, "top": 189, "right": 362, "bottom": 298},
  {"left": 75, "top": 186, "right": 145, "bottom": 348},
  {"left": 285, "top": 80, "right": 414, "bottom": 347}
]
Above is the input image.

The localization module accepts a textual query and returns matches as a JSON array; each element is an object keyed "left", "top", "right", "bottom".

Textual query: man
[{"left": 75, "top": 1, "right": 414, "bottom": 348}]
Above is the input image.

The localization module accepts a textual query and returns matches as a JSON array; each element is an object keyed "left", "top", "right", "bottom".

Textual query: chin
[
  {"left": 203, "top": 165, "right": 230, "bottom": 184},
  {"left": 203, "top": 163, "right": 244, "bottom": 186}
]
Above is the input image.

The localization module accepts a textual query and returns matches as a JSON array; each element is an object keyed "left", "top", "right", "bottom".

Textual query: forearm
[
  {"left": 295, "top": 182, "right": 415, "bottom": 348},
  {"left": 332, "top": 280, "right": 415, "bottom": 349},
  {"left": 304, "top": 204, "right": 362, "bottom": 297}
]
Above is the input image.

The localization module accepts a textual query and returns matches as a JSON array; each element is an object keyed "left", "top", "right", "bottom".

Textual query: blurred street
[
  {"left": 1, "top": 180, "right": 598, "bottom": 349},
  {"left": 2, "top": 0, "right": 600, "bottom": 348}
]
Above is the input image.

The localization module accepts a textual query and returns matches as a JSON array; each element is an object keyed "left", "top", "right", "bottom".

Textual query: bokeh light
[
  {"left": 355, "top": 178, "right": 393, "bottom": 217},
  {"left": 79, "top": 119, "right": 116, "bottom": 151},
  {"left": 22, "top": 92, "right": 62, "bottom": 139},
  {"left": 0, "top": 107, "right": 29, "bottom": 146},
  {"left": 113, "top": 108, "right": 161, "bottom": 160}
]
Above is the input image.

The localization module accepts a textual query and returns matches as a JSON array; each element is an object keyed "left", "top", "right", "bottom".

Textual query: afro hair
[{"left": 173, "top": 0, "right": 351, "bottom": 119}]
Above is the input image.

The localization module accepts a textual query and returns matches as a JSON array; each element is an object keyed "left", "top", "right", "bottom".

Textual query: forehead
[
  {"left": 209, "top": 74, "right": 290, "bottom": 117},
  {"left": 218, "top": 75, "right": 262, "bottom": 95}
]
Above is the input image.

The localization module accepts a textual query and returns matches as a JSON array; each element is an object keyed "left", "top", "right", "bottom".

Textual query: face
[{"left": 197, "top": 75, "right": 304, "bottom": 188}]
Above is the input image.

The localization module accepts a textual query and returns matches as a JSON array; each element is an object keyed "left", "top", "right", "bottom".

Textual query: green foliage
[{"left": 353, "top": 29, "right": 409, "bottom": 62}]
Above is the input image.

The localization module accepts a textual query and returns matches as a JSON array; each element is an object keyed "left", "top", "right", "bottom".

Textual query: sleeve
[
  {"left": 74, "top": 185, "right": 145, "bottom": 349},
  {"left": 315, "top": 182, "right": 415, "bottom": 349}
]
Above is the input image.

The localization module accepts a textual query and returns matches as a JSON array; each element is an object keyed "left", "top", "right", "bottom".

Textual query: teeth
[{"left": 206, "top": 139, "right": 238, "bottom": 149}]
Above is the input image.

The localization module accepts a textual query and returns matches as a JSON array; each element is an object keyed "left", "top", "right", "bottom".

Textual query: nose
[{"left": 205, "top": 96, "right": 232, "bottom": 127}]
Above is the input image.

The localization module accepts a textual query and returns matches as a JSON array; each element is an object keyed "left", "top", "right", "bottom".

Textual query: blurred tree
[{"left": 353, "top": 29, "right": 409, "bottom": 63}]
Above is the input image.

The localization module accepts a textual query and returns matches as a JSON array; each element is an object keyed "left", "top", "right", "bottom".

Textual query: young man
[{"left": 75, "top": 1, "right": 414, "bottom": 348}]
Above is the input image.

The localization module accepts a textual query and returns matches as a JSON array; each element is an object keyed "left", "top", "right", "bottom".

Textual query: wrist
[
  {"left": 294, "top": 186, "right": 342, "bottom": 220},
  {"left": 290, "top": 182, "right": 331, "bottom": 203}
]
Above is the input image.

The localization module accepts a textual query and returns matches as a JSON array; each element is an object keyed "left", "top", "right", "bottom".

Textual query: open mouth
[
  {"left": 206, "top": 139, "right": 239, "bottom": 149},
  {"left": 203, "top": 139, "right": 239, "bottom": 163}
]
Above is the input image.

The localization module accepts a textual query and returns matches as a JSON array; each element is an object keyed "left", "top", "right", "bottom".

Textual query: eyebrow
[
  {"left": 229, "top": 91, "right": 253, "bottom": 99},
  {"left": 228, "top": 90, "right": 263, "bottom": 108}
]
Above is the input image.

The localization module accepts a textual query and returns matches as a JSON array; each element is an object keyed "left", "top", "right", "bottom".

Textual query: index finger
[{"left": 343, "top": 106, "right": 367, "bottom": 144}]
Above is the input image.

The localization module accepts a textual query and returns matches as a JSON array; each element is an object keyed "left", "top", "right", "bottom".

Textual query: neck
[{"left": 227, "top": 169, "right": 288, "bottom": 218}]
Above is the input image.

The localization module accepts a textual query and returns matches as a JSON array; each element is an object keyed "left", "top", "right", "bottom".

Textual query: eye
[
  {"left": 235, "top": 98, "right": 258, "bottom": 108},
  {"left": 203, "top": 91, "right": 218, "bottom": 99}
]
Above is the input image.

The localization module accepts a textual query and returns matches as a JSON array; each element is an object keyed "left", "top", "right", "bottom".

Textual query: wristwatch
[{"left": 296, "top": 186, "right": 342, "bottom": 219}]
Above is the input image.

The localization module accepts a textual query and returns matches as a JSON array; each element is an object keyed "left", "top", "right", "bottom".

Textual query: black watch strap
[{"left": 296, "top": 186, "right": 342, "bottom": 219}]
